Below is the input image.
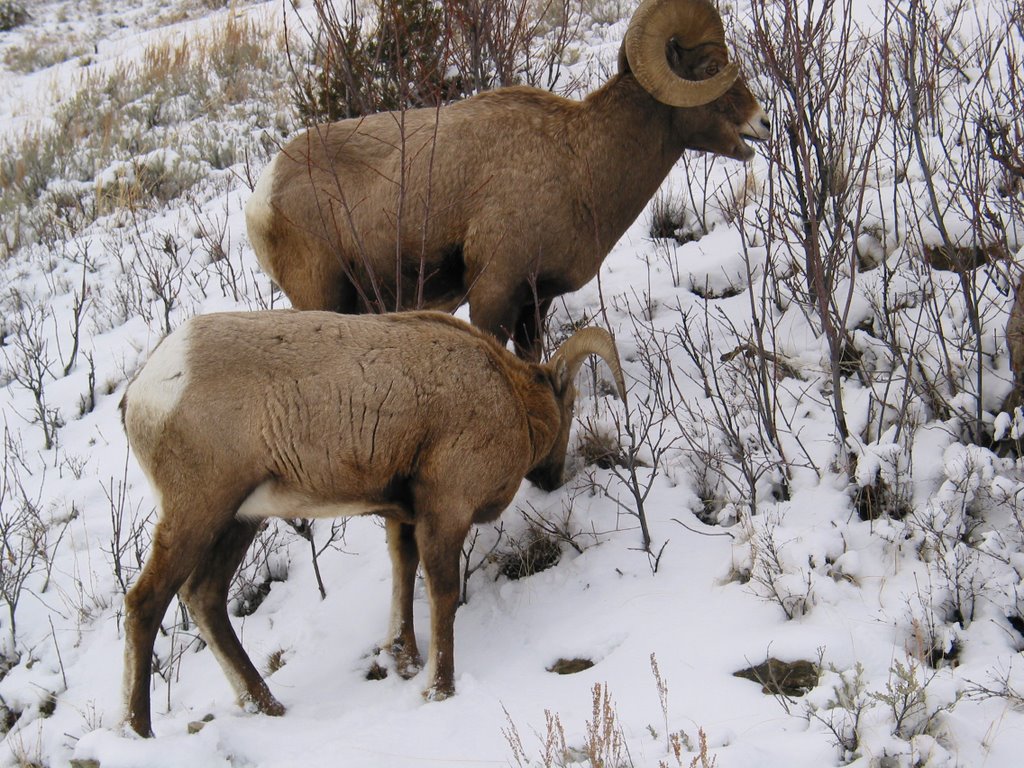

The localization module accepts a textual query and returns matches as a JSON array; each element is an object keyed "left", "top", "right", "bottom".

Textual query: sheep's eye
[{"left": 706, "top": 62, "right": 720, "bottom": 76}]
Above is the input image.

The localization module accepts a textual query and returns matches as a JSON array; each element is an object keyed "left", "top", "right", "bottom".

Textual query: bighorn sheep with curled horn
[
  {"left": 120, "top": 310, "right": 625, "bottom": 736},
  {"left": 246, "top": 0, "right": 770, "bottom": 361}
]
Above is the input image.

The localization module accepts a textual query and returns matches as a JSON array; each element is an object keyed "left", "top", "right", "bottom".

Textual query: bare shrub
[
  {"left": 135, "top": 232, "right": 189, "bottom": 336},
  {"left": 0, "top": 0, "right": 28, "bottom": 32},
  {"left": 869, "top": 658, "right": 958, "bottom": 740},
  {"left": 284, "top": 518, "right": 347, "bottom": 601},
  {"left": 291, "top": 0, "right": 460, "bottom": 122},
  {"left": 231, "top": 521, "right": 291, "bottom": 617},
  {"left": 461, "top": 524, "right": 505, "bottom": 603},
  {"left": 748, "top": 0, "right": 886, "bottom": 446},
  {"left": 805, "top": 664, "right": 871, "bottom": 763},
  {"left": 291, "top": 0, "right": 579, "bottom": 124},
  {"left": 667, "top": 307, "right": 791, "bottom": 524},
  {"left": 965, "top": 661, "right": 1024, "bottom": 708},
  {"left": 745, "top": 513, "right": 814, "bottom": 620},
  {"left": 104, "top": 454, "right": 153, "bottom": 597},
  {"left": 891, "top": 0, "right": 1016, "bottom": 443},
  {"left": 2, "top": 300, "right": 63, "bottom": 450},
  {"left": 575, "top": 308, "right": 679, "bottom": 570},
  {"left": 0, "top": 430, "right": 67, "bottom": 658}
]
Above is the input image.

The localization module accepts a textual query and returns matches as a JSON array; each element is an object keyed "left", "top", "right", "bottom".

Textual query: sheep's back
[{"left": 176, "top": 311, "right": 528, "bottom": 499}]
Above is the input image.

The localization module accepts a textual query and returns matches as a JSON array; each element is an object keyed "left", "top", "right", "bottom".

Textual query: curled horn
[
  {"left": 625, "top": 0, "right": 740, "bottom": 108},
  {"left": 551, "top": 327, "right": 627, "bottom": 405}
]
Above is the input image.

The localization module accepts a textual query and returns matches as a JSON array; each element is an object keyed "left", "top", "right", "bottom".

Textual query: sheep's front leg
[
  {"left": 385, "top": 519, "right": 422, "bottom": 678},
  {"left": 415, "top": 519, "right": 467, "bottom": 700},
  {"left": 468, "top": 274, "right": 550, "bottom": 361},
  {"left": 513, "top": 298, "right": 553, "bottom": 363},
  {"left": 467, "top": 278, "right": 519, "bottom": 352}
]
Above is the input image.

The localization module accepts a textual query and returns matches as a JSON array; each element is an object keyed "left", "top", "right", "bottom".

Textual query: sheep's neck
[{"left": 572, "top": 75, "right": 685, "bottom": 253}]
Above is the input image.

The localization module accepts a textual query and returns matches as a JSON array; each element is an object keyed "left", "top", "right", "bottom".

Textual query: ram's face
[
  {"left": 622, "top": 0, "right": 770, "bottom": 162},
  {"left": 525, "top": 381, "right": 576, "bottom": 492},
  {"left": 526, "top": 328, "right": 625, "bottom": 492},
  {"left": 669, "top": 42, "right": 770, "bottom": 161}
]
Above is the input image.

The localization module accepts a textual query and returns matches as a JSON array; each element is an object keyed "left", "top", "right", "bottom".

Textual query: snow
[{"left": 2, "top": 0, "right": 1024, "bottom": 766}]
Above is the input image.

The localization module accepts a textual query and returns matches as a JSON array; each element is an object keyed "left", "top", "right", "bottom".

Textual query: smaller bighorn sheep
[
  {"left": 246, "top": 0, "right": 770, "bottom": 360},
  {"left": 121, "top": 310, "right": 625, "bottom": 736}
]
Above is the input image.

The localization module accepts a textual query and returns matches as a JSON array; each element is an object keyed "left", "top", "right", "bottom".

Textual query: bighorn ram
[
  {"left": 121, "top": 310, "right": 625, "bottom": 736},
  {"left": 245, "top": 0, "right": 770, "bottom": 360}
]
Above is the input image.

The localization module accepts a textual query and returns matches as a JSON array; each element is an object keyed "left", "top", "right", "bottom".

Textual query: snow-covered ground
[{"left": 2, "top": 1, "right": 1024, "bottom": 766}]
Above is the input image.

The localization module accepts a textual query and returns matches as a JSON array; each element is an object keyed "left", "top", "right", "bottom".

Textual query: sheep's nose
[{"left": 740, "top": 109, "right": 772, "bottom": 141}]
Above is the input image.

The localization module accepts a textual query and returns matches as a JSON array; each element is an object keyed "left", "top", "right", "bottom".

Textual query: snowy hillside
[{"left": 2, "top": 0, "right": 1024, "bottom": 766}]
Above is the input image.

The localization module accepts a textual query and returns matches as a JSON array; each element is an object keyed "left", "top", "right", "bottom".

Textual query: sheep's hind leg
[
  {"left": 415, "top": 517, "right": 468, "bottom": 701},
  {"left": 277, "top": 238, "right": 358, "bottom": 313},
  {"left": 385, "top": 519, "right": 422, "bottom": 678},
  {"left": 124, "top": 518, "right": 224, "bottom": 737},
  {"left": 178, "top": 519, "right": 285, "bottom": 717}
]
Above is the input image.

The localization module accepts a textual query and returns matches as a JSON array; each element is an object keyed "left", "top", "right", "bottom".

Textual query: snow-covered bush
[{"left": 2, "top": 0, "right": 1024, "bottom": 765}]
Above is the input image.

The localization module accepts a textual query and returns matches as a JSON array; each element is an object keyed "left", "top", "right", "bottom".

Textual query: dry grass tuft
[
  {"left": 496, "top": 527, "right": 562, "bottom": 580},
  {"left": 0, "top": 13, "right": 292, "bottom": 259}
]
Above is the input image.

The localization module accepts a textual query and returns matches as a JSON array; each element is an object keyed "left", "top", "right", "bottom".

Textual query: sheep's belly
[{"left": 236, "top": 480, "right": 405, "bottom": 521}]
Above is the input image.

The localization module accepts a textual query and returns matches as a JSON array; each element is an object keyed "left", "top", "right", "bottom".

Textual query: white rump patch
[
  {"left": 246, "top": 153, "right": 277, "bottom": 223},
  {"left": 236, "top": 480, "right": 380, "bottom": 521},
  {"left": 244, "top": 153, "right": 279, "bottom": 277},
  {"left": 129, "top": 322, "right": 192, "bottom": 427}
]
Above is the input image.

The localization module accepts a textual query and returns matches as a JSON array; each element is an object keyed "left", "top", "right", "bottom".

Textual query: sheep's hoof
[
  {"left": 394, "top": 653, "right": 422, "bottom": 680},
  {"left": 125, "top": 717, "right": 154, "bottom": 739},
  {"left": 397, "top": 659, "right": 422, "bottom": 680},
  {"left": 241, "top": 691, "right": 286, "bottom": 717},
  {"left": 262, "top": 699, "right": 286, "bottom": 717},
  {"left": 422, "top": 683, "right": 454, "bottom": 702},
  {"left": 388, "top": 641, "right": 422, "bottom": 680}
]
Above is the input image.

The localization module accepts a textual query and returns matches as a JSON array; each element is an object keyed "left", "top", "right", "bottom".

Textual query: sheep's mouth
[
  {"left": 736, "top": 126, "right": 769, "bottom": 160},
  {"left": 731, "top": 134, "right": 760, "bottom": 161}
]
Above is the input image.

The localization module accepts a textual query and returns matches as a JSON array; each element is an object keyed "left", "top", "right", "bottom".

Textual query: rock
[
  {"left": 187, "top": 713, "right": 215, "bottom": 734},
  {"left": 733, "top": 658, "right": 819, "bottom": 696},
  {"left": 547, "top": 657, "right": 594, "bottom": 675}
]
